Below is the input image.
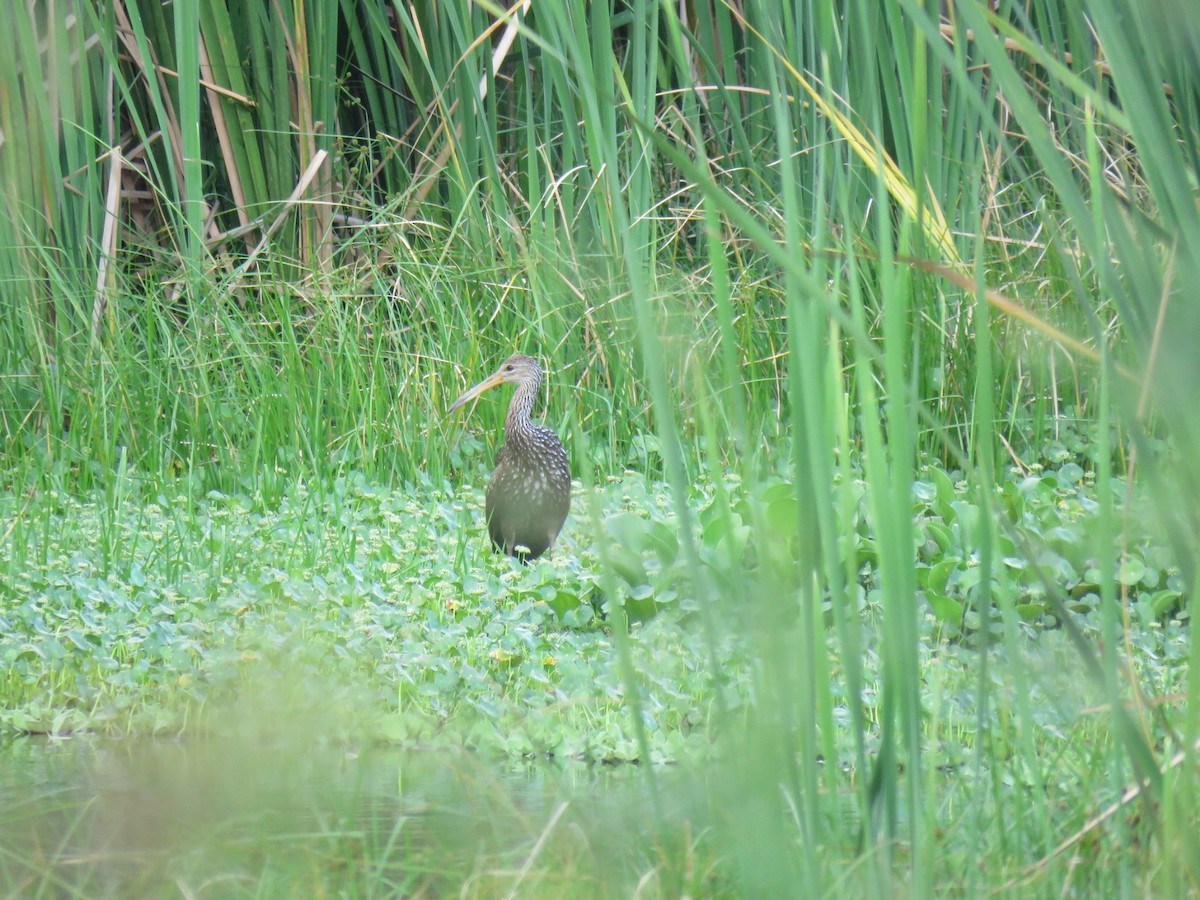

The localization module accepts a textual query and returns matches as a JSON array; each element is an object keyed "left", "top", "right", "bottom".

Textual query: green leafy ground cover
[
  {"left": 0, "top": 455, "right": 1189, "bottom": 895},
  {"left": 2, "top": 457, "right": 1185, "bottom": 759}
]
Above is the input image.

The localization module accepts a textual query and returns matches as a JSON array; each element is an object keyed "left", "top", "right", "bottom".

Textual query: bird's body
[{"left": 447, "top": 355, "right": 570, "bottom": 561}]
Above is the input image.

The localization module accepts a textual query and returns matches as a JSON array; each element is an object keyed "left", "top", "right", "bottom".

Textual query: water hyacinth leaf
[
  {"left": 922, "top": 521, "right": 955, "bottom": 553},
  {"left": 925, "top": 592, "right": 964, "bottom": 624},
  {"left": 1116, "top": 558, "right": 1146, "bottom": 587},
  {"left": 1150, "top": 590, "right": 1183, "bottom": 619},
  {"left": 1057, "top": 463, "right": 1085, "bottom": 485},
  {"left": 926, "top": 558, "right": 959, "bottom": 595}
]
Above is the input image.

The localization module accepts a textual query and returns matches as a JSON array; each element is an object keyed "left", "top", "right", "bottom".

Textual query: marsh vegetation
[{"left": 2, "top": 0, "right": 1198, "bottom": 895}]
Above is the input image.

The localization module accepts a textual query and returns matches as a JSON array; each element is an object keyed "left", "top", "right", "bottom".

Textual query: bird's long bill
[{"left": 446, "top": 370, "right": 506, "bottom": 416}]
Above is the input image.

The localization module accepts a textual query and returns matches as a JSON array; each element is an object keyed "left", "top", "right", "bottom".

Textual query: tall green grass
[{"left": 2, "top": 0, "right": 1198, "bottom": 893}]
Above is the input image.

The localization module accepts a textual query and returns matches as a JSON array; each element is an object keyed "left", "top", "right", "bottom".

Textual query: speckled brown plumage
[{"left": 447, "top": 355, "right": 570, "bottom": 561}]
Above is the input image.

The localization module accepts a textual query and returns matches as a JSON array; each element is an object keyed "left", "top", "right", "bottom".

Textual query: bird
[{"left": 446, "top": 354, "right": 571, "bottom": 562}]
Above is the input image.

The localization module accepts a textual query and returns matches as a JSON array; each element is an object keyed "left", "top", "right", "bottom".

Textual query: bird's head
[{"left": 446, "top": 354, "right": 543, "bottom": 415}]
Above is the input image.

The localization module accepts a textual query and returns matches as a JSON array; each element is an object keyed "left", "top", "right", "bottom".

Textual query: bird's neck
[{"left": 504, "top": 379, "right": 541, "bottom": 439}]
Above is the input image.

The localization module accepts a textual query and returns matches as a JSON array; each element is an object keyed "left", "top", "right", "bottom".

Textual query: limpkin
[{"left": 447, "top": 354, "right": 571, "bottom": 561}]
